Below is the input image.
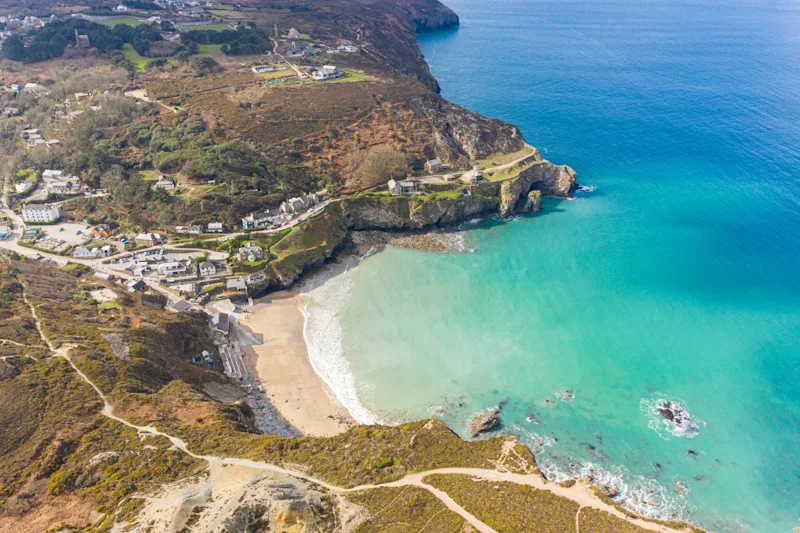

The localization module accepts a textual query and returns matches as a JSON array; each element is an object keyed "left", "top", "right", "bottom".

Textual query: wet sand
[{"left": 239, "top": 289, "right": 353, "bottom": 437}]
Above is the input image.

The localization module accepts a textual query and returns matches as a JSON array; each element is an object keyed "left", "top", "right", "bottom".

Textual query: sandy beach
[{"left": 238, "top": 289, "right": 354, "bottom": 437}]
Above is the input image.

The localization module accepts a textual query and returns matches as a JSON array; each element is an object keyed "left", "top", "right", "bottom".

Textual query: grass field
[
  {"left": 122, "top": 43, "right": 148, "bottom": 72},
  {"left": 196, "top": 44, "right": 224, "bottom": 55},
  {"left": 96, "top": 16, "right": 146, "bottom": 27},
  {"left": 477, "top": 146, "right": 537, "bottom": 169},
  {"left": 328, "top": 70, "right": 373, "bottom": 84},
  {"left": 178, "top": 23, "right": 234, "bottom": 32},
  {"left": 206, "top": 8, "right": 252, "bottom": 19}
]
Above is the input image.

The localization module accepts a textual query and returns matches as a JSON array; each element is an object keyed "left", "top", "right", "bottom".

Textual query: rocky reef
[{"left": 468, "top": 407, "right": 501, "bottom": 437}]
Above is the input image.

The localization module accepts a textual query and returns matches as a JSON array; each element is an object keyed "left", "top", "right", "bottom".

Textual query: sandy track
[{"left": 22, "top": 285, "right": 692, "bottom": 533}]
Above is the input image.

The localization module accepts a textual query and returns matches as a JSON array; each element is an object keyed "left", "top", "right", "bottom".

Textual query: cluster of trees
[
  {"left": 182, "top": 27, "right": 272, "bottom": 56},
  {"left": 0, "top": 19, "right": 162, "bottom": 63},
  {"left": 122, "top": 0, "right": 164, "bottom": 10}
]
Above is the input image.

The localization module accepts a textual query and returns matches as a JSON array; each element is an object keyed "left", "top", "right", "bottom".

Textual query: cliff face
[
  {"left": 497, "top": 159, "right": 577, "bottom": 217},
  {"left": 407, "top": 94, "right": 526, "bottom": 168},
  {"left": 405, "top": 0, "right": 460, "bottom": 32},
  {"left": 340, "top": 195, "right": 500, "bottom": 230}
]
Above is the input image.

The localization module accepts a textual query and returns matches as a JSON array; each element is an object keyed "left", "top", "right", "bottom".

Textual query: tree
[
  {"left": 353, "top": 147, "right": 409, "bottom": 189},
  {"left": 190, "top": 55, "right": 220, "bottom": 77},
  {"left": 1, "top": 35, "right": 25, "bottom": 62}
]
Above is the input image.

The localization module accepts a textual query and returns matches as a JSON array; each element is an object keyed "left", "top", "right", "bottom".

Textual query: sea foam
[{"left": 299, "top": 261, "right": 379, "bottom": 425}]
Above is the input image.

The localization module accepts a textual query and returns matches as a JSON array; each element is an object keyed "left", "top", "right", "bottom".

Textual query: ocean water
[{"left": 301, "top": 1, "right": 800, "bottom": 532}]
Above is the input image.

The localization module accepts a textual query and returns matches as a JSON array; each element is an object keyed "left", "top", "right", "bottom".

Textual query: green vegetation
[
  {"left": 424, "top": 474, "right": 578, "bottom": 533},
  {"left": 122, "top": 43, "right": 149, "bottom": 72},
  {"left": 95, "top": 16, "right": 146, "bottom": 27},
  {"left": 487, "top": 159, "right": 537, "bottom": 182},
  {"left": 476, "top": 146, "right": 535, "bottom": 169},
  {"left": 375, "top": 457, "right": 394, "bottom": 469},
  {"left": 329, "top": 70, "right": 373, "bottom": 84},
  {"left": 178, "top": 23, "right": 233, "bottom": 32},
  {"left": 173, "top": 416, "right": 535, "bottom": 488},
  {"left": 206, "top": 8, "right": 253, "bottom": 19},
  {"left": 1, "top": 18, "right": 162, "bottom": 63},
  {"left": 345, "top": 487, "right": 469, "bottom": 533},
  {"left": 579, "top": 507, "right": 654, "bottom": 533},
  {"left": 182, "top": 27, "right": 272, "bottom": 55},
  {"left": 196, "top": 43, "right": 223, "bottom": 55}
]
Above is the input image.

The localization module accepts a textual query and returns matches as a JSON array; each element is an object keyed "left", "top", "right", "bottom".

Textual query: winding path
[{"left": 20, "top": 284, "right": 692, "bottom": 533}]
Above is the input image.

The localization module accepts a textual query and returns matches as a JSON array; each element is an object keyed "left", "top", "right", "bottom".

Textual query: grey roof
[
  {"left": 199, "top": 260, "right": 215, "bottom": 270},
  {"left": 171, "top": 300, "right": 192, "bottom": 312},
  {"left": 213, "top": 313, "right": 230, "bottom": 333}
]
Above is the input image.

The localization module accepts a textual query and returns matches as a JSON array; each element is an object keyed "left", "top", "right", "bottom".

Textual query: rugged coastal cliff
[{"left": 341, "top": 194, "right": 500, "bottom": 230}]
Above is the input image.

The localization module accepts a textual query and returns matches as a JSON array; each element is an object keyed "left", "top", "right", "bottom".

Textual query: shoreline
[{"left": 238, "top": 287, "right": 355, "bottom": 437}]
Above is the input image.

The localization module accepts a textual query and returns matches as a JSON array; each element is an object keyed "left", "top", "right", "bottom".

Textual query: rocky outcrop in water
[
  {"left": 497, "top": 157, "right": 577, "bottom": 217},
  {"left": 468, "top": 407, "right": 500, "bottom": 437}
]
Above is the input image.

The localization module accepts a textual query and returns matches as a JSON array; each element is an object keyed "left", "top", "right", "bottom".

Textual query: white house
[
  {"left": 237, "top": 242, "right": 265, "bottom": 262},
  {"left": 21, "top": 203, "right": 60, "bottom": 223},
  {"left": 114, "top": 4, "right": 129, "bottom": 11},
  {"left": 459, "top": 169, "right": 484, "bottom": 185},
  {"left": 226, "top": 277, "right": 247, "bottom": 291},
  {"left": 199, "top": 260, "right": 216, "bottom": 276},
  {"left": 158, "top": 261, "right": 187, "bottom": 276},
  {"left": 152, "top": 177, "right": 175, "bottom": 191},
  {"left": 311, "top": 65, "right": 342, "bottom": 81},
  {"left": 207, "top": 222, "right": 225, "bottom": 233},
  {"left": 287, "top": 27, "right": 301, "bottom": 39},
  {"left": 387, "top": 179, "right": 419, "bottom": 196},
  {"left": 73, "top": 246, "right": 99, "bottom": 259},
  {"left": 14, "top": 182, "right": 33, "bottom": 195},
  {"left": 251, "top": 65, "right": 274, "bottom": 73},
  {"left": 425, "top": 158, "right": 443, "bottom": 173}
]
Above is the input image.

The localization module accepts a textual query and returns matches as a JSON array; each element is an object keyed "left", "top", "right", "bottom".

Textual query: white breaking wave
[
  {"left": 538, "top": 456, "right": 694, "bottom": 522},
  {"left": 640, "top": 393, "right": 705, "bottom": 440},
  {"left": 298, "top": 262, "right": 380, "bottom": 425}
]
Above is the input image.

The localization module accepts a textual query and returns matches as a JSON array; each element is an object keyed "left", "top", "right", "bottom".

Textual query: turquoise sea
[{"left": 302, "top": 1, "right": 800, "bottom": 531}]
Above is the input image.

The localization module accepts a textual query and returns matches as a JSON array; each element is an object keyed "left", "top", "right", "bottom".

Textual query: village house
[
  {"left": 226, "top": 277, "right": 247, "bottom": 292},
  {"left": 94, "top": 272, "right": 114, "bottom": 282},
  {"left": 92, "top": 223, "right": 119, "bottom": 238},
  {"left": 207, "top": 222, "right": 225, "bottom": 233},
  {"left": 14, "top": 182, "right": 33, "bottom": 195},
  {"left": 152, "top": 176, "right": 175, "bottom": 191},
  {"left": 251, "top": 65, "right": 274, "bottom": 73},
  {"left": 387, "top": 178, "right": 420, "bottom": 196},
  {"left": 237, "top": 242, "right": 265, "bottom": 263},
  {"left": 199, "top": 260, "right": 217, "bottom": 276},
  {"left": 425, "top": 158, "right": 444, "bottom": 173},
  {"left": 209, "top": 312, "right": 230, "bottom": 335},
  {"left": 460, "top": 169, "right": 485, "bottom": 185},
  {"left": 170, "top": 300, "right": 193, "bottom": 312},
  {"left": 134, "top": 233, "right": 163, "bottom": 247},
  {"left": 246, "top": 271, "right": 266, "bottom": 284},
  {"left": 21, "top": 203, "right": 60, "bottom": 223},
  {"left": 127, "top": 279, "right": 147, "bottom": 292},
  {"left": 73, "top": 246, "right": 100, "bottom": 259},
  {"left": 114, "top": 4, "right": 129, "bottom": 11},
  {"left": 22, "top": 83, "right": 49, "bottom": 96},
  {"left": 241, "top": 210, "right": 281, "bottom": 229},
  {"left": 311, "top": 65, "right": 343, "bottom": 81},
  {"left": 158, "top": 261, "right": 188, "bottom": 276},
  {"left": 287, "top": 27, "right": 301, "bottom": 39},
  {"left": 42, "top": 169, "right": 81, "bottom": 194}
]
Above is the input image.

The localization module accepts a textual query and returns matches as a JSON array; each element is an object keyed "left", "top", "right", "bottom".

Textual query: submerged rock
[{"left": 468, "top": 407, "right": 500, "bottom": 437}]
